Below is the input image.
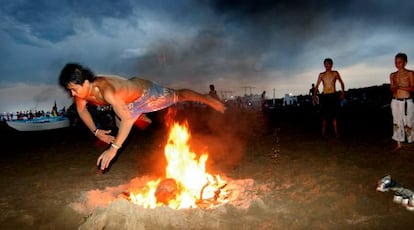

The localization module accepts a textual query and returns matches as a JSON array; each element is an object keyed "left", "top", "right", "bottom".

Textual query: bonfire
[
  {"left": 128, "top": 121, "right": 229, "bottom": 209},
  {"left": 71, "top": 118, "right": 267, "bottom": 229}
]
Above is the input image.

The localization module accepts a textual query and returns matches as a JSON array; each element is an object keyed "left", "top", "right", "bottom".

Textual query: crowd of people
[{"left": 1, "top": 103, "right": 66, "bottom": 121}]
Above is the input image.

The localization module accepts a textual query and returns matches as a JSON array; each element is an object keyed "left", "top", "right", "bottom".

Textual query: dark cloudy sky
[{"left": 1, "top": 0, "right": 413, "bottom": 112}]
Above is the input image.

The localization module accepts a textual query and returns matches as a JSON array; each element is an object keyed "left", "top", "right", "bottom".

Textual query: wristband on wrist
[
  {"left": 93, "top": 129, "right": 99, "bottom": 136},
  {"left": 111, "top": 143, "right": 121, "bottom": 150}
]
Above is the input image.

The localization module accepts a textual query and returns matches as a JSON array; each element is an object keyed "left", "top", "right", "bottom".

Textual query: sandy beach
[{"left": 1, "top": 104, "right": 414, "bottom": 229}]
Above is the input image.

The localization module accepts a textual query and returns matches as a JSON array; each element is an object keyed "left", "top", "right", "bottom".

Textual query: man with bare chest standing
[
  {"left": 313, "top": 58, "right": 345, "bottom": 137},
  {"left": 390, "top": 53, "right": 414, "bottom": 150}
]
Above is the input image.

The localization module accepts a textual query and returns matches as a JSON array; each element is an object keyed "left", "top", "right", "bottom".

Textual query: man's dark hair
[
  {"left": 395, "top": 53, "right": 408, "bottom": 63},
  {"left": 59, "top": 63, "right": 96, "bottom": 88},
  {"left": 323, "top": 58, "right": 333, "bottom": 65}
]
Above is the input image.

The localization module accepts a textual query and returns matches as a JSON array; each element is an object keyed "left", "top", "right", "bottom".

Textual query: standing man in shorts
[
  {"left": 313, "top": 58, "right": 345, "bottom": 137},
  {"left": 389, "top": 53, "right": 414, "bottom": 150},
  {"left": 59, "top": 63, "right": 225, "bottom": 171}
]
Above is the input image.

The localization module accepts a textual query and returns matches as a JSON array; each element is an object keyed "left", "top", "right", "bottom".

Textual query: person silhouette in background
[
  {"left": 261, "top": 90, "right": 267, "bottom": 110},
  {"left": 309, "top": 83, "right": 319, "bottom": 106},
  {"left": 208, "top": 84, "right": 220, "bottom": 100}
]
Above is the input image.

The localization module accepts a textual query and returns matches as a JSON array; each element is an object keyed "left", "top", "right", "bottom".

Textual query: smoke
[
  {"left": 132, "top": 0, "right": 414, "bottom": 83},
  {"left": 130, "top": 26, "right": 268, "bottom": 88},
  {"left": 127, "top": 0, "right": 353, "bottom": 90},
  {"left": 128, "top": 106, "right": 256, "bottom": 176},
  {"left": 176, "top": 107, "right": 257, "bottom": 173}
]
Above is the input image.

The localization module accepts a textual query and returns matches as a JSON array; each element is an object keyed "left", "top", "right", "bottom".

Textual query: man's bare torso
[
  {"left": 320, "top": 71, "right": 339, "bottom": 94},
  {"left": 390, "top": 69, "right": 414, "bottom": 99},
  {"left": 86, "top": 76, "right": 151, "bottom": 105}
]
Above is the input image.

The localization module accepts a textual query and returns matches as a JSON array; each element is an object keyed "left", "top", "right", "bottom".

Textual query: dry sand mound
[{"left": 71, "top": 176, "right": 271, "bottom": 229}]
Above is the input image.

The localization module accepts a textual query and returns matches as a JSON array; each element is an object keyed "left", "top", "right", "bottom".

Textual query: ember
[{"left": 129, "top": 121, "right": 228, "bottom": 209}]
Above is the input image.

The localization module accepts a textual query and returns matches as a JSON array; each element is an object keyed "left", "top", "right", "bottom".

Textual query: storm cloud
[{"left": 1, "top": 0, "right": 414, "bottom": 112}]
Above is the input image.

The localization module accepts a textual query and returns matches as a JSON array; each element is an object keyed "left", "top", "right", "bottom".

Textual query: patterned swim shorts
[{"left": 127, "top": 82, "right": 178, "bottom": 119}]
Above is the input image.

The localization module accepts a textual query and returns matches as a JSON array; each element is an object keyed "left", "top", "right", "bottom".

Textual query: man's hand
[
  {"left": 339, "top": 91, "right": 345, "bottom": 100},
  {"left": 312, "top": 95, "right": 318, "bottom": 104},
  {"left": 95, "top": 129, "right": 115, "bottom": 144},
  {"left": 97, "top": 148, "right": 117, "bottom": 170}
]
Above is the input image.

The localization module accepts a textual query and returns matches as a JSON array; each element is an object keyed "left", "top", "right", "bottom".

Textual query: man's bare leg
[
  {"left": 176, "top": 89, "right": 225, "bottom": 113},
  {"left": 395, "top": 141, "right": 403, "bottom": 150},
  {"left": 333, "top": 119, "right": 339, "bottom": 137}
]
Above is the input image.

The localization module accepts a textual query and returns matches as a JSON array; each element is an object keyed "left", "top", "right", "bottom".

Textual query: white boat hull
[{"left": 6, "top": 117, "right": 70, "bottom": 131}]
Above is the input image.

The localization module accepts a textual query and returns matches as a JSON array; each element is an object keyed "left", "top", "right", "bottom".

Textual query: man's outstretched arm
[{"left": 96, "top": 91, "right": 136, "bottom": 170}]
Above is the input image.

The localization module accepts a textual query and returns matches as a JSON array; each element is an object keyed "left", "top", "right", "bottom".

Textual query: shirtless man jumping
[
  {"left": 313, "top": 58, "right": 345, "bottom": 137},
  {"left": 59, "top": 63, "right": 225, "bottom": 171},
  {"left": 390, "top": 53, "right": 414, "bottom": 150}
]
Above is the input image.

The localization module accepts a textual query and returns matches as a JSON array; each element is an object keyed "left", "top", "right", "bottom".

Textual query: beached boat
[{"left": 6, "top": 116, "right": 70, "bottom": 131}]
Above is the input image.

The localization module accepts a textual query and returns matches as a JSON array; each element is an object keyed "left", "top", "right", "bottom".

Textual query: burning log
[
  {"left": 121, "top": 191, "right": 131, "bottom": 200},
  {"left": 214, "top": 184, "right": 227, "bottom": 201},
  {"left": 196, "top": 182, "right": 227, "bottom": 208},
  {"left": 155, "top": 178, "right": 179, "bottom": 205}
]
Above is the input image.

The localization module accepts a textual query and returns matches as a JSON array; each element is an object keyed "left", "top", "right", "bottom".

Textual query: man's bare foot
[
  {"left": 392, "top": 144, "right": 403, "bottom": 152},
  {"left": 138, "top": 114, "right": 152, "bottom": 124},
  {"left": 134, "top": 114, "right": 152, "bottom": 129}
]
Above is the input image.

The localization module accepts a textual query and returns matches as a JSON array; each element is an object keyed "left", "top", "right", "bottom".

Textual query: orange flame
[{"left": 129, "top": 121, "right": 227, "bottom": 209}]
